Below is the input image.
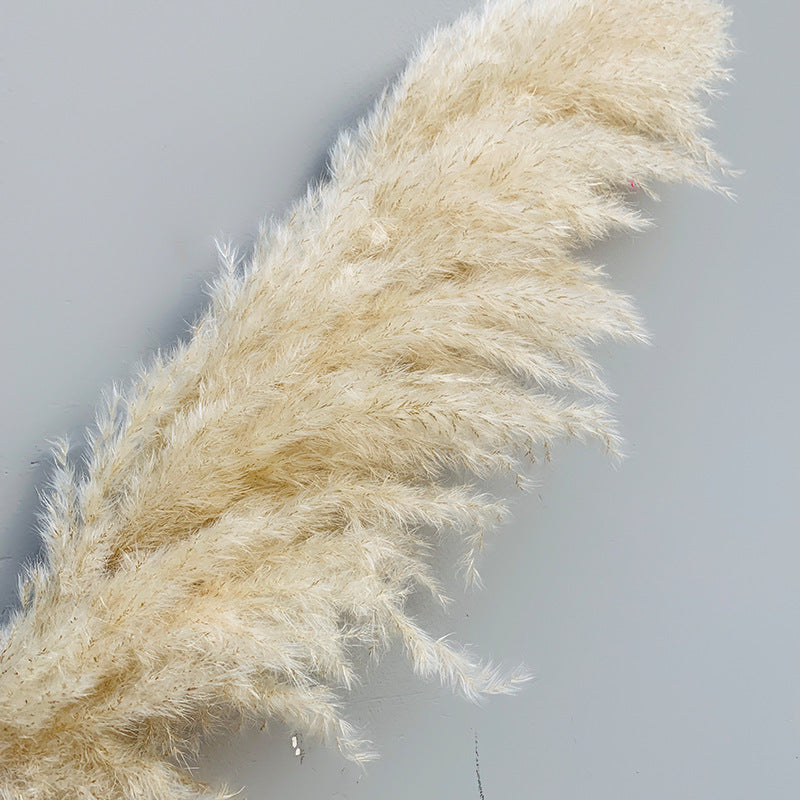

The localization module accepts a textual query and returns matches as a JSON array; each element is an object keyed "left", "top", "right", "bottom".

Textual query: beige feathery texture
[{"left": 0, "top": 0, "right": 734, "bottom": 797}]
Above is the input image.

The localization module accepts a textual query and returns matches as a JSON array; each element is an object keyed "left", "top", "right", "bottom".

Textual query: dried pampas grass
[{"left": 0, "top": 0, "right": 734, "bottom": 797}]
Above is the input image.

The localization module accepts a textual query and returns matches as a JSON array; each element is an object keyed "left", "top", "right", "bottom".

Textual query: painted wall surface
[{"left": 1, "top": 1, "right": 797, "bottom": 797}]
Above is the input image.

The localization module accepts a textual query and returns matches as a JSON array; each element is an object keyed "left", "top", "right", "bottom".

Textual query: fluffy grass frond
[{"left": 0, "top": 0, "right": 733, "bottom": 797}]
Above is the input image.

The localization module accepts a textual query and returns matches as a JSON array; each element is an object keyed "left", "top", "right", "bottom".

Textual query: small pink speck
[{"left": 629, "top": 180, "right": 636, "bottom": 189}]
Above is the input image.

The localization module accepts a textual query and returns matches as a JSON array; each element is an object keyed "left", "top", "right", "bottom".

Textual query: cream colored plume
[{"left": 0, "top": 0, "right": 733, "bottom": 797}]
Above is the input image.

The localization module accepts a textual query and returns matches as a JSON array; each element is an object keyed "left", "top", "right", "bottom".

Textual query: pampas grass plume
[{"left": 0, "top": 0, "right": 734, "bottom": 797}]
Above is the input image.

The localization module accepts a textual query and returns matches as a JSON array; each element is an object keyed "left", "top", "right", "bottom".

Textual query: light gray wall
[{"left": 1, "top": 1, "right": 797, "bottom": 798}]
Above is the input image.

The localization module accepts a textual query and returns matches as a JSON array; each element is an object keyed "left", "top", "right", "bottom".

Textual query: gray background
[{"left": 1, "top": 1, "right": 797, "bottom": 798}]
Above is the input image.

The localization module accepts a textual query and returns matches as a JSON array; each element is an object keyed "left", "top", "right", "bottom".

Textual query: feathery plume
[{"left": 0, "top": 0, "right": 734, "bottom": 797}]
